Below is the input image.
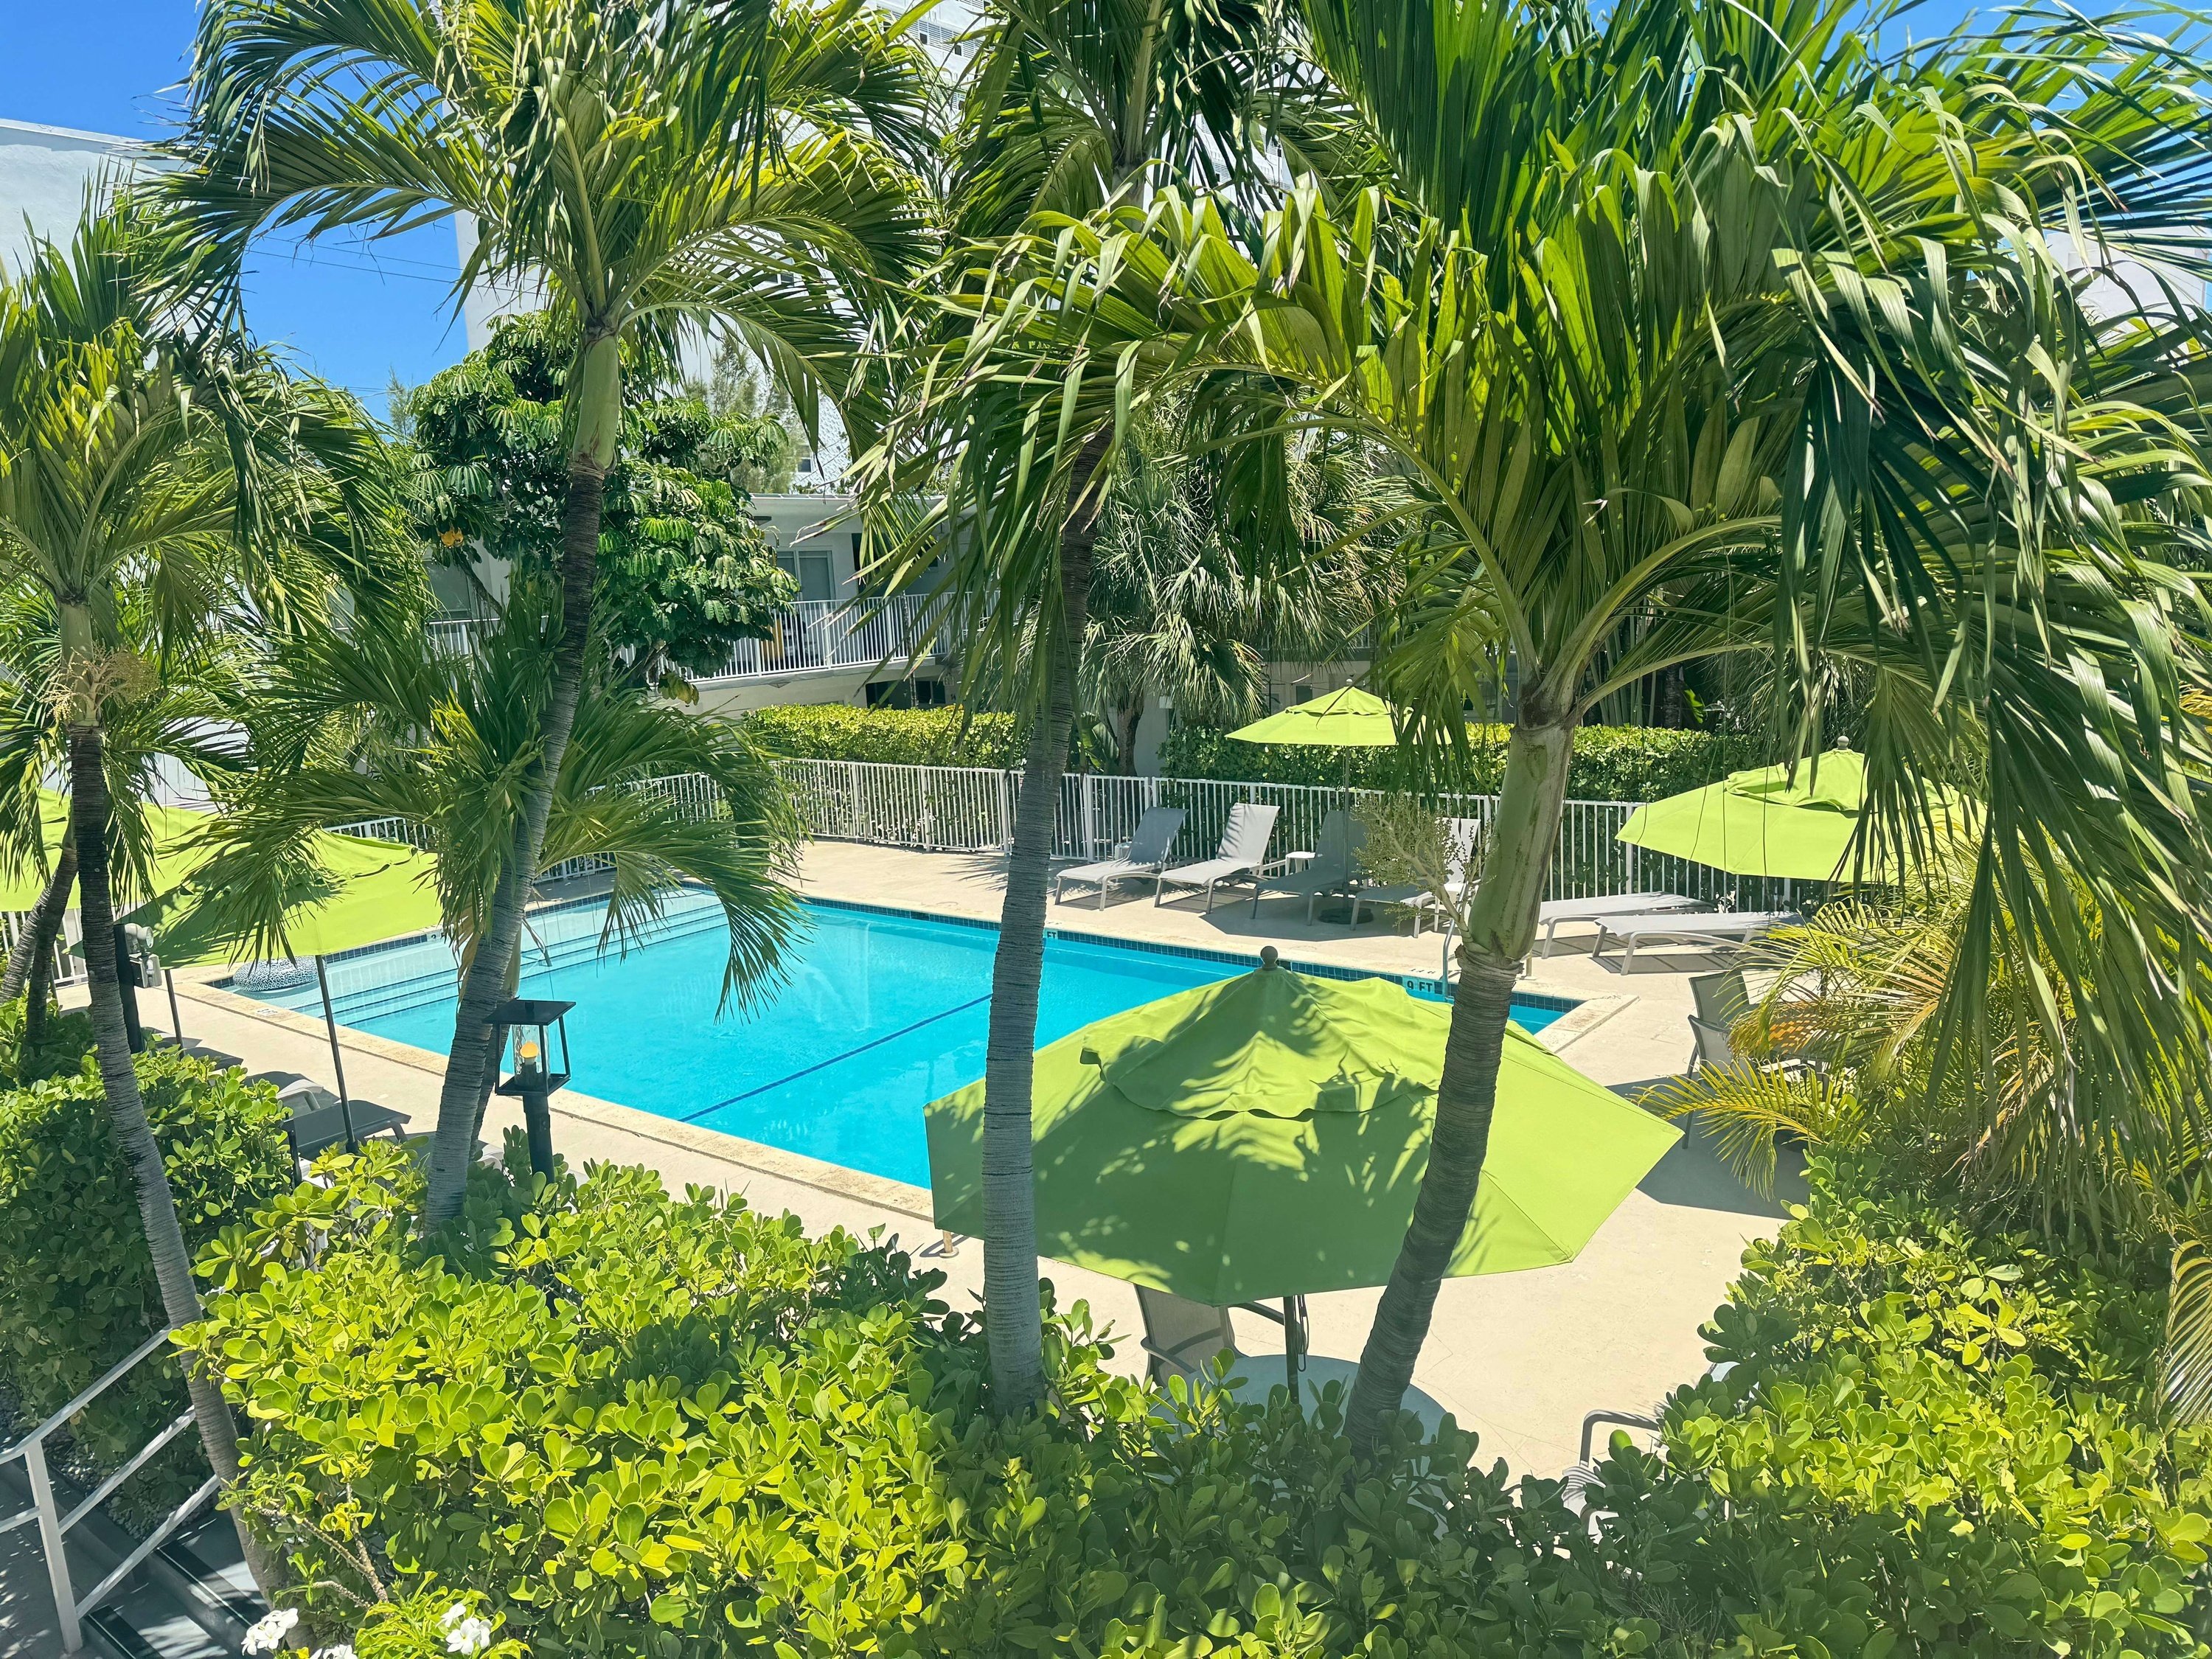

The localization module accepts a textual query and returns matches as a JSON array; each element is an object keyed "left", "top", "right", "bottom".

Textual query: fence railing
[
  {"left": 690, "top": 594, "right": 936, "bottom": 685},
  {"left": 0, "top": 1325, "right": 216, "bottom": 1653},
  {"left": 773, "top": 758, "right": 1798, "bottom": 910}
]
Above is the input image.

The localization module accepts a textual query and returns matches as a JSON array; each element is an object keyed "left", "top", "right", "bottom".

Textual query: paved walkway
[{"left": 135, "top": 841, "right": 1781, "bottom": 1482}]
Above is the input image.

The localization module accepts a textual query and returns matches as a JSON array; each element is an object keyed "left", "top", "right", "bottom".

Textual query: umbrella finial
[{"left": 1259, "top": 946, "right": 1280, "bottom": 970}]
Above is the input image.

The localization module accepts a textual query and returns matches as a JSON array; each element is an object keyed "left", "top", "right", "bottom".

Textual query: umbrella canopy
[
  {"left": 1226, "top": 686, "right": 1401, "bottom": 748},
  {"left": 0, "top": 792, "right": 220, "bottom": 911},
  {"left": 1615, "top": 751, "right": 1970, "bottom": 881},
  {"left": 925, "top": 960, "right": 1677, "bottom": 1304},
  {"left": 151, "top": 832, "right": 444, "bottom": 965}
]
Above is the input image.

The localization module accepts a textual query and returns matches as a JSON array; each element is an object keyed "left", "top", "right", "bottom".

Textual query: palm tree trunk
[
  {"left": 424, "top": 331, "right": 621, "bottom": 1225},
  {"left": 2, "top": 837, "right": 74, "bottom": 1006},
  {"left": 1344, "top": 714, "right": 1576, "bottom": 1460},
  {"left": 979, "top": 441, "right": 1105, "bottom": 1415},
  {"left": 66, "top": 723, "right": 285, "bottom": 1596}
]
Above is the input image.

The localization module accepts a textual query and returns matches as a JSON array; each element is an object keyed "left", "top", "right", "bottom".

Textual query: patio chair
[
  {"left": 1688, "top": 968, "right": 1750, "bottom": 1029},
  {"left": 1590, "top": 908, "right": 1801, "bottom": 970},
  {"left": 1135, "top": 1287, "right": 1238, "bottom": 1387},
  {"left": 1352, "top": 817, "right": 1484, "bottom": 933},
  {"left": 1154, "top": 803, "right": 1280, "bottom": 913},
  {"left": 1054, "top": 806, "right": 1186, "bottom": 908},
  {"left": 1248, "top": 810, "right": 1366, "bottom": 923}
]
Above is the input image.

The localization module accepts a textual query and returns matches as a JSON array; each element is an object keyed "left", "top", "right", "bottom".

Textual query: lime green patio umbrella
[
  {"left": 1225, "top": 685, "right": 1402, "bottom": 748},
  {"left": 925, "top": 954, "right": 1677, "bottom": 1307},
  {"left": 1615, "top": 751, "right": 1971, "bottom": 882}
]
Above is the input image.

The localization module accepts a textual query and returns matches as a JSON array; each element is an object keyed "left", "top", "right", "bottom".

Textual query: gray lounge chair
[
  {"left": 1154, "top": 803, "right": 1280, "bottom": 912},
  {"left": 1248, "top": 810, "right": 1366, "bottom": 922},
  {"left": 1054, "top": 806, "right": 1186, "bottom": 908},
  {"left": 1592, "top": 908, "right": 1801, "bottom": 970},
  {"left": 288, "top": 1098, "right": 411, "bottom": 1161},
  {"left": 1353, "top": 816, "right": 1485, "bottom": 933}
]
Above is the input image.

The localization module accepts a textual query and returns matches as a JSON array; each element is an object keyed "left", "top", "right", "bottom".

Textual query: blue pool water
[{"left": 245, "top": 898, "right": 1569, "bottom": 1186}]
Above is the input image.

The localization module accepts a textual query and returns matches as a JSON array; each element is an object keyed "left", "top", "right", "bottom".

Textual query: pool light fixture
[{"left": 493, "top": 998, "right": 574, "bottom": 1181}]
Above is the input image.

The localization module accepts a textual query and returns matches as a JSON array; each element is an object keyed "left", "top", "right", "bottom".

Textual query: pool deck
[{"left": 132, "top": 840, "right": 1785, "bottom": 1484}]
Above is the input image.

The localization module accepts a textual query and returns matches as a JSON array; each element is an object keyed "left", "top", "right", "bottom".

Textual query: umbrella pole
[
  {"left": 313, "top": 955, "right": 358, "bottom": 1152},
  {"left": 164, "top": 968, "right": 184, "bottom": 1044}
]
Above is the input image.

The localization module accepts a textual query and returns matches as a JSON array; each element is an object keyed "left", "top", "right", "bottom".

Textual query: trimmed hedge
[
  {"left": 1158, "top": 720, "right": 1767, "bottom": 801},
  {"left": 738, "top": 702, "right": 1026, "bottom": 768},
  {"left": 0, "top": 1046, "right": 294, "bottom": 1516},
  {"left": 194, "top": 1142, "right": 2212, "bottom": 1658}
]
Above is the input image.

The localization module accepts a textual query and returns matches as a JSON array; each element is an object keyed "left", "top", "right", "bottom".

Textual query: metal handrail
[{"left": 0, "top": 1324, "right": 219, "bottom": 1654}]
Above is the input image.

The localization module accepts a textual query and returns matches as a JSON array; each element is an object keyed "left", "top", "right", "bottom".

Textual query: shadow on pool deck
[{"left": 1623, "top": 1102, "right": 1804, "bottom": 1217}]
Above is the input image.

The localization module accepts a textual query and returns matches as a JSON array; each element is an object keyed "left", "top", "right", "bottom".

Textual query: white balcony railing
[
  {"left": 688, "top": 594, "right": 936, "bottom": 685},
  {"left": 422, "top": 597, "right": 936, "bottom": 686}
]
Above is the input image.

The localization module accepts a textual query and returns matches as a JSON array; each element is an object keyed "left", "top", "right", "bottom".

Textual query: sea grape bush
[
  {"left": 0, "top": 1046, "right": 291, "bottom": 1512},
  {"left": 1587, "top": 1158, "right": 2212, "bottom": 1655},
  {"left": 194, "top": 1149, "right": 2212, "bottom": 1655},
  {"left": 738, "top": 703, "right": 1026, "bottom": 768},
  {"left": 192, "top": 1148, "right": 1652, "bottom": 1658}
]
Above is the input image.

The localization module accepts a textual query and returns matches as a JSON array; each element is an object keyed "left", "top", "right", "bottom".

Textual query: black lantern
[{"left": 492, "top": 998, "right": 573, "bottom": 1180}]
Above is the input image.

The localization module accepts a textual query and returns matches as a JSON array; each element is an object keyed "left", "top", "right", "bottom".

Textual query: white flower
[
  {"left": 439, "top": 1603, "right": 470, "bottom": 1630},
  {"left": 313, "top": 1647, "right": 357, "bottom": 1659},
  {"left": 242, "top": 1607, "right": 300, "bottom": 1655},
  {"left": 444, "top": 1615, "right": 495, "bottom": 1656}
]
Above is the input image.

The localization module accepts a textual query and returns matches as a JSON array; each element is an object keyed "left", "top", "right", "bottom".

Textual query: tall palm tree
[
  {"left": 0, "top": 195, "right": 400, "bottom": 1590},
  {"left": 178, "top": 605, "right": 801, "bottom": 1113},
  {"left": 947, "top": 0, "right": 2212, "bottom": 1452},
  {"left": 176, "top": 0, "right": 933, "bottom": 1222},
  {"left": 858, "top": 0, "right": 1286, "bottom": 1413}
]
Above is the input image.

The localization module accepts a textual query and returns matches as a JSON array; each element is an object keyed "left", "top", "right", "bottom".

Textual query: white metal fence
[{"left": 773, "top": 758, "right": 1798, "bottom": 910}]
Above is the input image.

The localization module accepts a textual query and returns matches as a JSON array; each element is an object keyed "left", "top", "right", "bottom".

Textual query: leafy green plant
[
  {"left": 1587, "top": 1156, "right": 2211, "bottom": 1656},
  {"left": 0, "top": 994, "right": 94, "bottom": 1086},
  {"left": 194, "top": 1150, "right": 1664, "bottom": 1657},
  {"left": 0, "top": 1047, "right": 293, "bottom": 1517},
  {"left": 738, "top": 703, "right": 1028, "bottom": 768},
  {"left": 1159, "top": 720, "right": 1766, "bottom": 800}
]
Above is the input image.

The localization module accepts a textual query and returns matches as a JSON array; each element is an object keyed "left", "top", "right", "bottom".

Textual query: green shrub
[
  {"left": 1587, "top": 1156, "right": 2212, "bottom": 1656},
  {"left": 195, "top": 1149, "right": 1652, "bottom": 1658},
  {"left": 739, "top": 702, "right": 1026, "bottom": 768},
  {"left": 1158, "top": 720, "right": 1767, "bottom": 800},
  {"left": 0, "top": 1048, "right": 293, "bottom": 1512},
  {"left": 0, "top": 993, "right": 96, "bottom": 1087}
]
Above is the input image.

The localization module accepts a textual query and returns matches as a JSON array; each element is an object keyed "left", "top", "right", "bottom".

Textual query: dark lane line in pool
[{"left": 677, "top": 992, "right": 993, "bottom": 1124}]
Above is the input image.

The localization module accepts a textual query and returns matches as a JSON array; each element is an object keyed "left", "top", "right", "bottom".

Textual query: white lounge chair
[
  {"left": 1054, "top": 806, "right": 1186, "bottom": 908},
  {"left": 1590, "top": 908, "right": 1801, "bottom": 970},
  {"left": 1534, "top": 892, "right": 1705, "bottom": 953},
  {"left": 1155, "top": 803, "right": 1280, "bottom": 913}
]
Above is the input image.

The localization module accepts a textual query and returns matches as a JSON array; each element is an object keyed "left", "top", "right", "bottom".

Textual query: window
[{"left": 776, "top": 550, "right": 836, "bottom": 603}]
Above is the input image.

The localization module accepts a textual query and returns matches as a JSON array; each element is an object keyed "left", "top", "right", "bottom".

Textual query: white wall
[{"left": 0, "top": 118, "right": 146, "bottom": 276}]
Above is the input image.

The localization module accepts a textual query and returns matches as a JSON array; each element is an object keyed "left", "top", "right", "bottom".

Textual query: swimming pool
[{"left": 239, "top": 896, "right": 1572, "bottom": 1187}]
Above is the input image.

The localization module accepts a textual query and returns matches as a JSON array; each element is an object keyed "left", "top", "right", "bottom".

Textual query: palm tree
[
  {"left": 858, "top": 0, "right": 1287, "bottom": 1413},
  {"left": 0, "top": 195, "right": 400, "bottom": 1590},
  {"left": 179, "top": 605, "right": 801, "bottom": 1152},
  {"left": 175, "top": 0, "right": 933, "bottom": 1223},
  {"left": 968, "top": 0, "right": 2212, "bottom": 1453},
  {"left": 1085, "top": 408, "right": 1392, "bottom": 771}
]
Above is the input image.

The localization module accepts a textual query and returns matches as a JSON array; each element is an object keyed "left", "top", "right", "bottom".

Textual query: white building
[{"left": 0, "top": 117, "right": 146, "bottom": 275}]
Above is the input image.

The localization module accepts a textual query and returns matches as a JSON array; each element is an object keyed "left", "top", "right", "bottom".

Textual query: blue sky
[
  {"left": 9, "top": 0, "right": 1997, "bottom": 421},
  {"left": 2, "top": 0, "right": 467, "bottom": 416}
]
